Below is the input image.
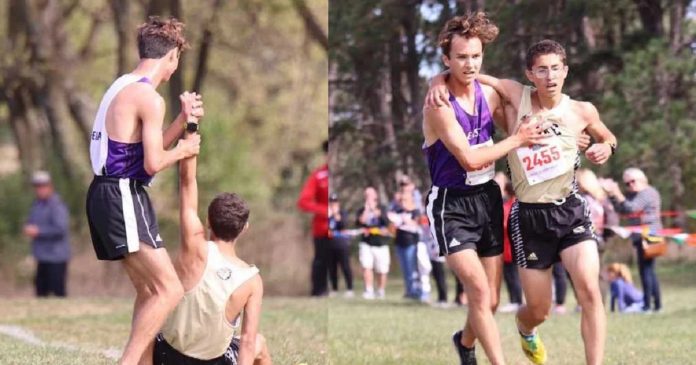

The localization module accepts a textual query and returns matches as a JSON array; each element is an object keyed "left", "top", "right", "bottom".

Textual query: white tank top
[
  {"left": 507, "top": 86, "right": 579, "bottom": 203},
  {"left": 161, "top": 242, "right": 259, "bottom": 360},
  {"left": 89, "top": 74, "right": 142, "bottom": 175}
]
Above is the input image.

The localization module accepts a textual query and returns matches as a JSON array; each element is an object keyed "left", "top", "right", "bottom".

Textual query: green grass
[
  {"left": 0, "top": 297, "right": 327, "bottom": 365},
  {"left": 1, "top": 262, "right": 695, "bottom": 364}
]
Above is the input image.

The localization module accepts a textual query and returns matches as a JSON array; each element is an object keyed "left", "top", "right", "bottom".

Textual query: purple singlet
[
  {"left": 103, "top": 77, "right": 153, "bottom": 184},
  {"left": 424, "top": 80, "right": 495, "bottom": 189}
]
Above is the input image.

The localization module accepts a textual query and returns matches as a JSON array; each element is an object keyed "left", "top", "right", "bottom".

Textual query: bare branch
[
  {"left": 79, "top": 5, "right": 110, "bottom": 60},
  {"left": 290, "top": 0, "right": 328, "bottom": 52},
  {"left": 62, "top": 0, "right": 81, "bottom": 18}
]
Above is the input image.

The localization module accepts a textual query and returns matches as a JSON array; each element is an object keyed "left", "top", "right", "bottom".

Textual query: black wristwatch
[
  {"left": 606, "top": 142, "right": 617, "bottom": 155},
  {"left": 186, "top": 121, "right": 199, "bottom": 134}
]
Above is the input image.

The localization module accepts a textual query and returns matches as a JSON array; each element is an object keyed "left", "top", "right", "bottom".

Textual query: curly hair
[
  {"left": 137, "top": 16, "right": 189, "bottom": 59},
  {"left": 208, "top": 193, "right": 250, "bottom": 242},
  {"left": 438, "top": 12, "right": 499, "bottom": 57},
  {"left": 525, "top": 39, "right": 566, "bottom": 70}
]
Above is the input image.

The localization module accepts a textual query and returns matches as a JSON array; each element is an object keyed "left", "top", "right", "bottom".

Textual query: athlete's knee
[
  {"left": 149, "top": 276, "right": 184, "bottom": 306},
  {"left": 466, "top": 281, "right": 492, "bottom": 310},
  {"left": 526, "top": 303, "right": 551, "bottom": 323},
  {"left": 575, "top": 281, "right": 602, "bottom": 307},
  {"left": 164, "top": 280, "right": 184, "bottom": 305}
]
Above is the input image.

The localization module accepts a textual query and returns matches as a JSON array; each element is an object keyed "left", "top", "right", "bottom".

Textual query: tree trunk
[
  {"left": 632, "top": 0, "right": 663, "bottom": 37},
  {"left": 167, "top": 0, "right": 184, "bottom": 118},
  {"left": 193, "top": 0, "right": 225, "bottom": 93},
  {"left": 111, "top": 0, "right": 136, "bottom": 75}
]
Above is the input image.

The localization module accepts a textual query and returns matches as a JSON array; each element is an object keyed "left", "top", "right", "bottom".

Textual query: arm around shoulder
[
  {"left": 426, "top": 106, "right": 535, "bottom": 170},
  {"left": 477, "top": 74, "right": 524, "bottom": 106}
]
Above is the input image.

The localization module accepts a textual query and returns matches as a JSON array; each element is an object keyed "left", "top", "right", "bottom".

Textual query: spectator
[
  {"left": 356, "top": 187, "right": 390, "bottom": 299},
  {"left": 388, "top": 182, "right": 422, "bottom": 300},
  {"left": 399, "top": 175, "right": 424, "bottom": 211},
  {"left": 328, "top": 193, "right": 354, "bottom": 297},
  {"left": 607, "top": 263, "right": 644, "bottom": 313},
  {"left": 499, "top": 180, "right": 523, "bottom": 313},
  {"left": 604, "top": 167, "right": 663, "bottom": 312},
  {"left": 23, "top": 171, "right": 71, "bottom": 297},
  {"left": 297, "top": 140, "right": 330, "bottom": 297}
]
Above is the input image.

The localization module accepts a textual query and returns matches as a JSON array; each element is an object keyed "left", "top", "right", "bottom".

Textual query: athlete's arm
[
  {"left": 140, "top": 92, "right": 201, "bottom": 175},
  {"left": 423, "top": 106, "right": 544, "bottom": 171},
  {"left": 476, "top": 74, "right": 525, "bottom": 108},
  {"left": 238, "top": 275, "right": 263, "bottom": 365},
  {"left": 482, "top": 84, "right": 515, "bottom": 135},
  {"left": 425, "top": 71, "right": 451, "bottom": 108},
  {"left": 579, "top": 102, "right": 617, "bottom": 165},
  {"left": 163, "top": 92, "right": 204, "bottom": 148},
  {"left": 179, "top": 140, "right": 207, "bottom": 253}
]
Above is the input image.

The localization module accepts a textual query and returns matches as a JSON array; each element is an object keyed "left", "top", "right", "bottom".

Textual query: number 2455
[{"left": 523, "top": 146, "right": 560, "bottom": 170}]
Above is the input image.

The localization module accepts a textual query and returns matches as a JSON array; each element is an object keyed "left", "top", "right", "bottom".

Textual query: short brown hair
[
  {"left": 525, "top": 40, "right": 566, "bottom": 70},
  {"left": 208, "top": 193, "right": 250, "bottom": 242},
  {"left": 438, "top": 12, "right": 499, "bottom": 57},
  {"left": 137, "top": 16, "right": 189, "bottom": 59}
]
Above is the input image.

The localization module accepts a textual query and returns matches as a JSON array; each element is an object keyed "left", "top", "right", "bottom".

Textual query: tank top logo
[
  {"left": 216, "top": 267, "right": 232, "bottom": 280},
  {"left": 466, "top": 128, "right": 481, "bottom": 140},
  {"left": 542, "top": 123, "right": 562, "bottom": 136}
]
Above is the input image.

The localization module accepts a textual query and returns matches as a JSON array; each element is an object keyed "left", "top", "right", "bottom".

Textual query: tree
[{"left": 330, "top": 0, "right": 696, "bottom": 212}]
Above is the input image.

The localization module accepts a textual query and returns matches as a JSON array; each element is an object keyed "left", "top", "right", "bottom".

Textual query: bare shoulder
[
  {"left": 479, "top": 83, "right": 496, "bottom": 96},
  {"left": 245, "top": 271, "right": 263, "bottom": 296},
  {"left": 570, "top": 99, "right": 600, "bottom": 121},
  {"left": 124, "top": 83, "right": 164, "bottom": 110},
  {"left": 423, "top": 104, "right": 454, "bottom": 120}
]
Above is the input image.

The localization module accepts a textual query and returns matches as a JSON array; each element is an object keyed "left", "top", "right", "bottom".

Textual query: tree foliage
[
  {"left": 0, "top": 0, "right": 327, "bottom": 294},
  {"left": 329, "top": 0, "right": 695, "bottom": 212}
]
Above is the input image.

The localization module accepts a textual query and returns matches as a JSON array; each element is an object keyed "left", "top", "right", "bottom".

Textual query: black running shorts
[
  {"left": 509, "top": 194, "right": 596, "bottom": 270},
  {"left": 86, "top": 176, "right": 164, "bottom": 261},
  {"left": 425, "top": 180, "right": 503, "bottom": 257},
  {"left": 153, "top": 333, "right": 240, "bottom": 365}
]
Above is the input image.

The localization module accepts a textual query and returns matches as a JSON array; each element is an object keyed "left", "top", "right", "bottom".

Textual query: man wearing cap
[{"left": 23, "top": 171, "right": 71, "bottom": 297}]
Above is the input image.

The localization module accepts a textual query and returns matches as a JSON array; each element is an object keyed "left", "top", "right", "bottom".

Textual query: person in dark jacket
[
  {"left": 328, "top": 193, "right": 353, "bottom": 297},
  {"left": 23, "top": 171, "right": 71, "bottom": 297}
]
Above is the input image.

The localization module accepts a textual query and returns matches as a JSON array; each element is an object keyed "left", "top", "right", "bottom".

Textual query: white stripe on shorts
[
  {"left": 426, "top": 187, "right": 439, "bottom": 252},
  {"left": 440, "top": 188, "right": 448, "bottom": 255},
  {"left": 134, "top": 185, "right": 157, "bottom": 247},
  {"left": 119, "top": 178, "right": 140, "bottom": 253}
]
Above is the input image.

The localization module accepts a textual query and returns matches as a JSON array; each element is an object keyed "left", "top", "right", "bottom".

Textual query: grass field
[{"left": 1, "top": 262, "right": 695, "bottom": 364}]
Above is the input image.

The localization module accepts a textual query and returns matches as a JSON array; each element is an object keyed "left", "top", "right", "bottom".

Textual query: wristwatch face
[{"left": 186, "top": 122, "right": 199, "bottom": 133}]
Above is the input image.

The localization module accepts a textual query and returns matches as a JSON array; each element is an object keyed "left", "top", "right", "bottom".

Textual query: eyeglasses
[
  {"left": 624, "top": 180, "right": 636, "bottom": 186},
  {"left": 531, "top": 66, "right": 566, "bottom": 79}
]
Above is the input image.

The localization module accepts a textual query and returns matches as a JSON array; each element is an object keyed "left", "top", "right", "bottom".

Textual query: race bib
[
  {"left": 465, "top": 139, "right": 495, "bottom": 186},
  {"left": 516, "top": 139, "right": 569, "bottom": 185}
]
